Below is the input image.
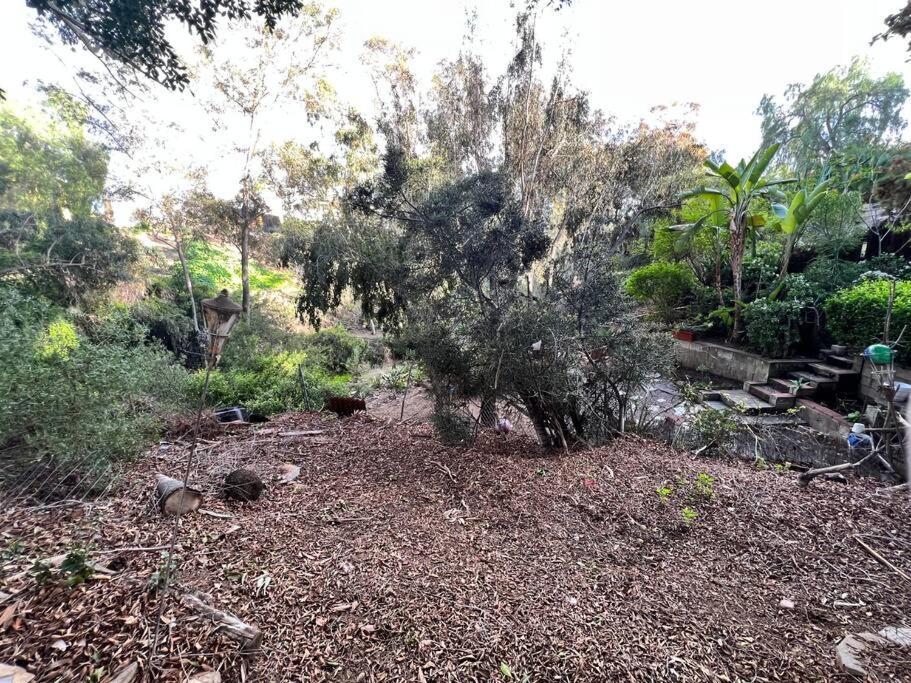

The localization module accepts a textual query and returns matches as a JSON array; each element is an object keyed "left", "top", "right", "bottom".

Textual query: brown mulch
[{"left": 1, "top": 412, "right": 910, "bottom": 682}]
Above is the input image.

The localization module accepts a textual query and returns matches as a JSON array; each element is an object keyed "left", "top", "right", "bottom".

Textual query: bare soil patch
[{"left": 1, "top": 413, "right": 910, "bottom": 681}]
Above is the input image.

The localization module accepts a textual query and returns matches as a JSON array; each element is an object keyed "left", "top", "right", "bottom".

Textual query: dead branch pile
[{"left": 1, "top": 412, "right": 910, "bottom": 681}]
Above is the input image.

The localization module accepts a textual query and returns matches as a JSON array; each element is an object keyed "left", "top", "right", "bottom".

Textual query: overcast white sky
[{"left": 1, "top": 0, "right": 909, "bottom": 216}]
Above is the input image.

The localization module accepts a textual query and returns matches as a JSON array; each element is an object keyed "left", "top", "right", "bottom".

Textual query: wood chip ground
[{"left": 1, "top": 412, "right": 910, "bottom": 681}]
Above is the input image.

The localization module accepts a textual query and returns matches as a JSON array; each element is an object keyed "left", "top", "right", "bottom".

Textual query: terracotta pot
[{"left": 673, "top": 329, "right": 696, "bottom": 342}]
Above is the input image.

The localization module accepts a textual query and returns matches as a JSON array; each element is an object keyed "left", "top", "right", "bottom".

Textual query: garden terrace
[{"left": 1, "top": 413, "right": 909, "bottom": 681}]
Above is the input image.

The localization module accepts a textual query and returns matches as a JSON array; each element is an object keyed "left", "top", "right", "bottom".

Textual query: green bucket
[{"left": 864, "top": 344, "right": 894, "bottom": 364}]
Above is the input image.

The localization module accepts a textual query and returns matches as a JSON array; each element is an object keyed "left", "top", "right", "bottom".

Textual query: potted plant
[{"left": 673, "top": 320, "right": 710, "bottom": 342}]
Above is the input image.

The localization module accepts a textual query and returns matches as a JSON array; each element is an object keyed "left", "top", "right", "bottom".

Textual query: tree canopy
[
  {"left": 757, "top": 58, "right": 908, "bottom": 173},
  {"left": 26, "top": 0, "right": 323, "bottom": 89}
]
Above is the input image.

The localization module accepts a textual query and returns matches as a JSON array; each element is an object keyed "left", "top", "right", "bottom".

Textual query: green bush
[
  {"left": 740, "top": 241, "right": 781, "bottom": 300},
  {"left": 824, "top": 279, "right": 911, "bottom": 362},
  {"left": 431, "top": 406, "right": 474, "bottom": 445},
  {"left": 743, "top": 299, "right": 802, "bottom": 358},
  {"left": 625, "top": 262, "right": 694, "bottom": 322},
  {"left": 194, "top": 350, "right": 350, "bottom": 415},
  {"left": 0, "top": 285, "right": 191, "bottom": 488},
  {"left": 303, "top": 326, "right": 366, "bottom": 373},
  {"left": 803, "top": 258, "right": 866, "bottom": 299}
]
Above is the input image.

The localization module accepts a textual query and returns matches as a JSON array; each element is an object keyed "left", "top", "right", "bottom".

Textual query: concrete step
[
  {"left": 746, "top": 383, "right": 796, "bottom": 410},
  {"left": 788, "top": 370, "right": 838, "bottom": 390},
  {"left": 770, "top": 377, "right": 816, "bottom": 397},
  {"left": 700, "top": 390, "right": 721, "bottom": 402},
  {"left": 807, "top": 362, "right": 860, "bottom": 382},
  {"left": 824, "top": 353, "right": 857, "bottom": 369},
  {"left": 703, "top": 399, "right": 730, "bottom": 412},
  {"left": 717, "top": 389, "right": 776, "bottom": 414}
]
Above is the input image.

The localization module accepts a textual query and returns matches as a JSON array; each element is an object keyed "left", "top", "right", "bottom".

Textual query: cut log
[
  {"left": 155, "top": 474, "right": 204, "bottom": 515},
  {"left": 224, "top": 469, "right": 264, "bottom": 502},
  {"left": 181, "top": 592, "right": 262, "bottom": 651}
]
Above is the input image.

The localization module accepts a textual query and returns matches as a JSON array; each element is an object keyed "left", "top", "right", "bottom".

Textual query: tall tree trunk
[
  {"left": 768, "top": 232, "right": 795, "bottom": 301},
  {"left": 713, "top": 237, "right": 725, "bottom": 306},
  {"left": 523, "top": 394, "right": 559, "bottom": 449},
  {"left": 729, "top": 219, "right": 746, "bottom": 341},
  {"left": 239, "top": 174, "right": 252, "bottom": 318},
  {"left": 174, "top": 238, "right": 199, "bottom": 333},
  {"left": 241, "top": 221, "right": 250, "bottom": 317}
]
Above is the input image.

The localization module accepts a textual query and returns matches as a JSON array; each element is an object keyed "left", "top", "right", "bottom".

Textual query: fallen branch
[
  {"left": 882, "top": 481, "right": 910, "bottom": 494},
  {"left": 181, "top": 592, "right": 262, "bottom": 651},
  {"left": 854, "top": 536, "right": 911, "bottom": 583},
  {"left": 428, "top": 459, "right": 456, "bottom": 484},
  {"left": 797, "top": 454, "right": 873, "bottom": 488},
  {"left": 278, "top": 430, "right": 325, "bottom": 438},
  {"left": 198, "top": 509, "right": 233, "bottom": 520}
]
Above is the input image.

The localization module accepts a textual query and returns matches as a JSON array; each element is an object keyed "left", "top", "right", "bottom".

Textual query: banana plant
[
  {"left": 675, "top": 143, "right": 795, "bottom": 339},
  {"left": 768, "top": 175, "right": 833, "bottom": 300}
]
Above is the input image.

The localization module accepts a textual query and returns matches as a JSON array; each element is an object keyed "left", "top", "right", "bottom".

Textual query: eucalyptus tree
[
  {"left": 294, "top": 14, "right": 699, "bottom": 445},
  {"left": 875, "top": 2, "right": 911, "bottom": 56},
  {"left": 677, "top": 144, "right": 796, "bottom": 338},
  {"left": 196, "top": 7, "right": 339, "bottom": 315},
  {"left": 26, "top": 0, "right": 327, "bottom": 91},
  {"left": 758, "top": 59, "right": 908, "bottom": 173}
]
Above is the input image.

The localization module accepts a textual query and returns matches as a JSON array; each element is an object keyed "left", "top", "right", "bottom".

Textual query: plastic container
[{"left": 863, "top": 344, "right": 894, "bottom": 364}]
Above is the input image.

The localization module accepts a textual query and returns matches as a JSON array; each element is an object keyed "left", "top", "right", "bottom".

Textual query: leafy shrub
[
  {"left": 219, "top": 304, "right": 300, "bottom": 371},
  {"left": 803, "top": 254, "right": 911, "bottom": 300},
  {"left": 743, "top": 299, "right": 802, "bottom": 357},
  {"left": 92, "top": 298, "right": 197, "bottom": 361},
  {"left": 740, "top": 241, "right": 782, "bottom": 300},
  {"left": 625, "top": 262, "right": 694, "bottom": 322},
  {"left": 685, "top": 408, "right": 738, "bottom": 454},
  {"left": 803, "top": 258, "right": 866, "bottom": 299},
  {"left": 431, "top": 406, "right": 474, "bottom": 445},
  {"left": 0, "top": 285, "right": 191, "bottom": 490},
  {"left": 824, "top": 279, "right": 911, "bottom": 362},
  {"left": 304, "top": 326, "right": 366, "bottom": 373},
  {"left": 194, "top": 350, "right": 349, "bottom": 415},
  {"left": 362, "top": 338, "right": 387, "bottom": 366}
]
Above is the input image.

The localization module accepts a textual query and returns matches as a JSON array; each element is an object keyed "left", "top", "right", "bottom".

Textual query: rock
[
  {"left": 879, "top": 626, "right": 911, "bottom": 647},
  {"left": 836, "top": 631, "right": 889, "bottom": 678},
  {"left": 104, "top": 662, "right": 139, "bottom": 683},
  {"left": 0, "top": 664, "right": 34, "bottom": 683},
  {"left": 277, "top": 463, "right": 300, "bottom": 484},
  {"left": 188, "top": 673, "right": 221, "bottom": 683},
  {"left": 779, "top": 598, "right": 795, "bottom": 610},
  {"left": 835, "top": 634, "right": 868, "bottom": 678},
  {"left": 224, "top": 468, "right": 264, "bottom": 502}
]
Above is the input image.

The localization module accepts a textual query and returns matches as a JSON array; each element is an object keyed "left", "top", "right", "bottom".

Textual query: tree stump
[
  {"left": 155, "top": 474, "right": 203, "bottom": 515},
  {"left": 224, "top": 469, "right": 264, "bottom": 502}
]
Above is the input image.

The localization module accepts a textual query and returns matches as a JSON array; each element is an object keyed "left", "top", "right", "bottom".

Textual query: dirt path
[{"left": 1, "top": 413, "right": 910, "bottom": 681}]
